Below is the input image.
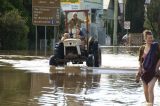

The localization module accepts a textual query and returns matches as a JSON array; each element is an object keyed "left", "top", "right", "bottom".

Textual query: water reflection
[
  {"left": 48, "top": 67, "right": 101, "bottom": 106},
  {"left": 0, "top": 69, "right": 31, "bottom": 106},
  {"left": 0, "top": 58, "right": 160, "bottom": 106}
]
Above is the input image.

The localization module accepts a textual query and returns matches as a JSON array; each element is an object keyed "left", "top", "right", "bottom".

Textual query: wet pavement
[{"left": 0, "top": 54, "right": 160, "bottom": 106}]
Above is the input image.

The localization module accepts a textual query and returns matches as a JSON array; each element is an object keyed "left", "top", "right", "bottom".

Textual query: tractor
[{"left": 49, "top": 9, "right": 101, "bottom": 67}]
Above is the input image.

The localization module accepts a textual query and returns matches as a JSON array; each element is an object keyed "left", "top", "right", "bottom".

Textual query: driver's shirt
[{"left": 68, "top": 18, "right": 84, "bottom": 29}]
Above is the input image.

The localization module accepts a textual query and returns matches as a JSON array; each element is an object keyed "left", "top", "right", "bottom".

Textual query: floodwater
[{"left": 0, "top": 52, "right": 160, "bottom": 106}]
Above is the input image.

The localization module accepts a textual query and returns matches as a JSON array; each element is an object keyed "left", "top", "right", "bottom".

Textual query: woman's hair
[{"left": 143, "top": 29, "right": 153, "bottom": 40}]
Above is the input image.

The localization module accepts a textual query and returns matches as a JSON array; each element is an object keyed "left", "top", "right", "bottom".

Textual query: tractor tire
[
  {"left": 88, "top": 40, "right": 101, "bottom": 67},
  {"left": 55, "top": 42, "right": 64, "bottom": 59},
  {"left": 49, "top": 55, "right": 57, "bottom": 66},
  {"left": 86, "top": 54, "right": 95, "bottom": 67},
  {"left": 94, "top": 48, "right": 101, "bottom": 67}
]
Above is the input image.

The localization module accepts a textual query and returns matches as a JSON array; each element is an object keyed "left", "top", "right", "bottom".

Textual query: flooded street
[{"left": 0, "top": 53, "right": 160, "bottom": 106}]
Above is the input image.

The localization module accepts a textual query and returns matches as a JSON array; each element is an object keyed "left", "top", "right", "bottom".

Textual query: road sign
[
  {"left": 61, "top": 0, "right": 80, "bottom": 4},
  {"left": 32, "top": 0, "right": 60, "bottom": 7},
  {"left": 32, "top": 0, "right": 60, "bottom": 26},
  {"left": 32, "top": 7, "right": 60, "bottom": 26},
  {"left": 124, "top": 21, "right": 130, "bottom": 29}
]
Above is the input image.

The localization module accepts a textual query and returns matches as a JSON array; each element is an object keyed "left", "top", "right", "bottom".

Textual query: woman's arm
[
  {"left": 155, "top": 44, "right": 160, "bottom": 75},
  {"left": 137, "top": 46, "right": 144, "bottom": 74},
  {"left": 155, "top": 59, "right": 160, "bottom": 76},
  {"left": 135, "top": 46, "right": 144, "bottom": 83},
  {"left": 156, "top": 59, "right": 160, "bottom": 70}
]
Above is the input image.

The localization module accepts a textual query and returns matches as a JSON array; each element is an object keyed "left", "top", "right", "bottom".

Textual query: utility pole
[{"left": 113, "top": 0, "right": 118, "bottom": 46}]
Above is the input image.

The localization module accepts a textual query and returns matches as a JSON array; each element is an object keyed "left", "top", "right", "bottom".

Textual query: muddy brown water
[{"left": 0, "top": 54, "right": 160, "bottom": 106}]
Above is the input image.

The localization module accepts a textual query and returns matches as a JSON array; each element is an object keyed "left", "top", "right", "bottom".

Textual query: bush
[{"left": 0, "top": 9, "right": 29, "bottom": 50}]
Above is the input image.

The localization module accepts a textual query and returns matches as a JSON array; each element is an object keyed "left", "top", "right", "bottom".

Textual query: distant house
[
  {"left": 103, "top": 0, "right": 127, "bottom": 45},
  {"left": 103, "top": 0, "right": 114, "bottom": 36},
  {"left": 102, "top": 0, "right": 114, "bottom": 45}
]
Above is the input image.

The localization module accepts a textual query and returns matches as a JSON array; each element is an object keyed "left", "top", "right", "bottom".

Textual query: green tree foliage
[
  {"left": 8, "top": 0, "right": 23, "bottom": 10},
  {"left": 0, "top": 0, "right": 67, "bottom": 50},
  {"left": 0, "top": 10, "right": 29, "bottom": 50},
  {"left": 125, "top": 0, "right": 144, "bottom": 33},
  {"left": 144, "top": 0, "right": 160, "bottom": 38},
  {"left": 0, "top": 0, "right": 14, "bottom": 14},
  {"left": 59, "top": 9, "right": 65, "bottom": 34}
]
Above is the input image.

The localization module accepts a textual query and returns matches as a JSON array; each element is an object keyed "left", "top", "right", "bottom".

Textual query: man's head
[
  {"left": 72, "top": 12, "right": 77, "bottom": 19},
  {"left": 63, "top": 33, "right": 69, "bottom": 38}
]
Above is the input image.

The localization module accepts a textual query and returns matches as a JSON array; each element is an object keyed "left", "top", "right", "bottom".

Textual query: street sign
[
  {"left": 32, "top": 0, "right": 60, "bottom": 7},
  {"left": 124, "top": 21, "right": 130, "bottom": 29},
  {"left": 32, "top": 0, "right": 60, "bottom": 26},
  {"left": 32, "top": 7, "right": 60, "bottom": 26},
  {"left": 61, "top": 0, "right": 80, "bottom": 4}
]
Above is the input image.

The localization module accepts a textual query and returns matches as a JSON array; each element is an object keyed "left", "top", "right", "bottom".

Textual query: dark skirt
[{"left": 141, "top": 70, "right": 156, "bottom": 84}]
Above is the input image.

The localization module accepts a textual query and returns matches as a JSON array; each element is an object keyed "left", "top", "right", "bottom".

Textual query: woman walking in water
[{"left": 136, "top": 30, "right": 160, "bottom": 105}]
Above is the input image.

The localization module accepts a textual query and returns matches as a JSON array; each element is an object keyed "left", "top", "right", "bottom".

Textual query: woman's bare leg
[
  {"left": 142, "top": 82, "right": 149, "bottom": 102},
  {"left": 148, "top": 77, "right": 157, "bottom": 105}
]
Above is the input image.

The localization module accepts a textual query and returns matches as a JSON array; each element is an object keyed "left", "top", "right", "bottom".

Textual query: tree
[
  {"left": 125, "top": 0, "right": 144, "bottom": 33},
  {"left": 0, "top": 0, "right": 14, "bottom": 14},
  {"left": 144, "top": 0, "right": 160, "bottom": 38},
  {"left": 0, "top": 9, "right": 29, "bottom": 50}
]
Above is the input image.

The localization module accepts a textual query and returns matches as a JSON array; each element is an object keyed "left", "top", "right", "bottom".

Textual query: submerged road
[
  {"left": 0, "top": 54, "right": 160, "bottom": 106},
  {"left": 0, "top": 53, "right": 139, "bottom": 73}
]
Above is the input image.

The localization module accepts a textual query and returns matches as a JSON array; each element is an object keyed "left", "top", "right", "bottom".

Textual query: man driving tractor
[
  {"left": 49, "top": 10, "right": 101, "bottom": 67},
  {"left": 68, "top": 12, "right": 84, "bottom": 33}
]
